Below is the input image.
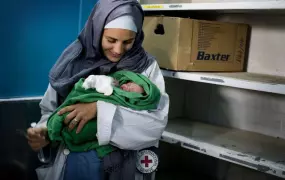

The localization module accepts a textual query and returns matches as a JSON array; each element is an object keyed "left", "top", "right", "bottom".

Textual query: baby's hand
[{"left": 121, "top": 82, "right": 145, "bottom": 93}]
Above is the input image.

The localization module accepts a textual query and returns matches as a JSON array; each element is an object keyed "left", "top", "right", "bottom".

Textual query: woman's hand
[
  {"left": 57, "top": 102, "right": 97, "bottom": 133},
  {"left": 27, "top": 127, "right": 50, "bottom": 151}
]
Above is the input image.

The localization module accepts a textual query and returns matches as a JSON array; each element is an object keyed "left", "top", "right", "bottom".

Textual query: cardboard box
[{"left": 142, "top": 16, "right": 249, "bottom": 72}]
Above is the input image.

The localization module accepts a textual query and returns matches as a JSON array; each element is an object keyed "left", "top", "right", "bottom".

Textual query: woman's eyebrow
[
  {"left": 106, "top": 36, "right": 135, "bottom": 41},
  {"left": 125, "top": 38, "right": 135, "bottom": 41},
  {"left": 105, "top": 36, "right": 117, "bottom": 40}
]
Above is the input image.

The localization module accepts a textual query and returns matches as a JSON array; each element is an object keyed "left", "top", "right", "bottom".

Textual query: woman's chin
[{"left": 107, "top": 55, "right": 121, "bottom": 62}]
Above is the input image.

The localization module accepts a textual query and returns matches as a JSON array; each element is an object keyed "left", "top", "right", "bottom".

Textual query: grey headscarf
[{"left": 49, "top": 0, "right": 153, "bottom": 98}]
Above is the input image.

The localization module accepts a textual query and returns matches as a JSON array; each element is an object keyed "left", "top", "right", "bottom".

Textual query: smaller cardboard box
[{"left": 142, "top": 16, "right": 249, "bottom": 72}]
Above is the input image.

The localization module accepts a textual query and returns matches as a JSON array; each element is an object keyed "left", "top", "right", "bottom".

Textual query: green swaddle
[{"left": 47, "top": 71, "right": 161, "bottom": 158}]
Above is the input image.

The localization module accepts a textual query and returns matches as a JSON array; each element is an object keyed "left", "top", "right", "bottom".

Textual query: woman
[{"left": 26, "top": 0, "right": 169, "bottom": 179}]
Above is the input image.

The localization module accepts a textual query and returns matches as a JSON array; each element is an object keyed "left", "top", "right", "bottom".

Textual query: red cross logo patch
[{"left": 136, "top": 150, "right": 158, "bottom": 174}]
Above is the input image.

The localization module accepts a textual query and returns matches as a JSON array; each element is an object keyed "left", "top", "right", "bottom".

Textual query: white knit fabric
[
  {"left": 104, "top": 15, "right": 137, "bottom": 33},
  {"left": 82, "top": 75, "right": 115, "bottom": 96}
]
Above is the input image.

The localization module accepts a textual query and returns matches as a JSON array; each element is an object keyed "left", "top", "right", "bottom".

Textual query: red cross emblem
[
  {"left": 141, "top": 155, "right": 153, "bottom": 167},
  {"left": 136, "top": 150, "right": 158, "bottom": 174}
]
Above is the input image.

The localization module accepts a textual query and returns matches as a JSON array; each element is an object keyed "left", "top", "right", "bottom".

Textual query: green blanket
[{"left": 47, "top": 71, "right": 161, "bottom": 158}]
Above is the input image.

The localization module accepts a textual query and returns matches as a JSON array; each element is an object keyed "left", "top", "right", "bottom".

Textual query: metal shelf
[
  {"left": 161, "top": 118, "right": 285, "bottom": 178},
  {"left": 141, "top": 1, "right": 285, "bottom": 11},
  {"left": 162, "top": 70, "right": 285, "bottom": 95},
  {"left": 0, "top": 96, "right": 43, "bottom": 102}
]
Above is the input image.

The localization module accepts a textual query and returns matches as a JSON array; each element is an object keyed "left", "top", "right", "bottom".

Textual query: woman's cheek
[
  {"left": 102, "top": 40, "right": 112, "bottom": 50},
  {"left": 126, "top": 42, "right": 134, "bottom": 51}
]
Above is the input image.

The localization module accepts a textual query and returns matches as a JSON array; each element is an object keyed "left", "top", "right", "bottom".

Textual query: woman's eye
[
  {"left": 107, "top": 39, "right": 116, "bottom": 43},
  {"left": 124, "top": 40, "right": 133, "bottom": 45}
]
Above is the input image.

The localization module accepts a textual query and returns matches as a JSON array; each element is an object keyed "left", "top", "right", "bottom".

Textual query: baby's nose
[{"left": 120, "top": 84, "right": 130, "bottom": 91}]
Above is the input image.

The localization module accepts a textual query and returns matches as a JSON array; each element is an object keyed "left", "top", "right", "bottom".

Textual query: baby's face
[{"left": 120, "top": 82, "right": 144, "bottom": 93}]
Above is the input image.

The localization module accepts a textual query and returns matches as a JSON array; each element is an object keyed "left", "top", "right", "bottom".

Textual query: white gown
[{"left": 35, "top": 61, "right": 170, "bottom": 180}]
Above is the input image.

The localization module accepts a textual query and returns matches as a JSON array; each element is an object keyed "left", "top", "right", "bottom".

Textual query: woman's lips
[{"left": 109, "top": 51, "right": 121, "bottom": 58}]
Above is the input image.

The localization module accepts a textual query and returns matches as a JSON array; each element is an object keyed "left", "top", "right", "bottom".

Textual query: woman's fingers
[
  {"left": 58, "top": 105, "right": 75, "bottom": 115},
  {"left": 27, "top": 128, "right": 42, "bottom": 139},
  {"left": 33, "top": 127, "right": 47, "bottom": 135},
  {"left": 27, "top": 127, "right": 49, "bottom": 151},
  {"left": 27, "top": 128, "right": 37, "bottom": 138},
  {"left": 60, "top": 102, "right": 97, "bottom": 133},
  {"left": 76, "top": 118, "right": 88, "bottom": 134},
  {"left": 27, "top": 136, "right": 45, "bottom": 142},
  {"left": 68, "top": 113, "right": 83, "bottom": 131},
  {"left": 28, "top": 141, "right": 41, "bottom": 150},
  {"left": 27, "top": 127, "right": 47, "bottom": 141},
  {"left": 63, "top": 109, "right": 78, "bottom": 125}
]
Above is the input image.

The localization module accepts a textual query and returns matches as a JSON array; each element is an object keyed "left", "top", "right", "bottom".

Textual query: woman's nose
[{"left": 113, "top": 43, "right": 124, "bottom": 55}]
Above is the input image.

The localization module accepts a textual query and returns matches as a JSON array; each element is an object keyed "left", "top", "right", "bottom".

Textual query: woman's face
[{"left": 101, "top": 28, "right": 136, "bottom": 62}]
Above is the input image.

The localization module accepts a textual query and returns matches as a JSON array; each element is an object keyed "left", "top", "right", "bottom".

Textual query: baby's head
[{"left": 120, "top": 82, "right": 144, "bottom": 94}]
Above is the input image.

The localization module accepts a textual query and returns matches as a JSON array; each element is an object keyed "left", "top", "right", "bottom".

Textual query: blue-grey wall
[{"left": 0, "top": 0, "right": 97, "bottom": 98}]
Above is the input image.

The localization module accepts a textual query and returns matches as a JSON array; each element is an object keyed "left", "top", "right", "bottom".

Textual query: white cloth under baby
[{"left": 82, "top": 75, "right": 115, "bottom": 96}]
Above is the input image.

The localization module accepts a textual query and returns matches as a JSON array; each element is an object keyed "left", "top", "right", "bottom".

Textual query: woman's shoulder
[{"left": 142, "top": 56, "right": 160, "bottom": 78}]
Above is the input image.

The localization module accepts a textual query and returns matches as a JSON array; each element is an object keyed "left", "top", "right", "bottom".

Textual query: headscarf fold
[{"left": 49, "top": 0, "right": 153, "bottom": 98}]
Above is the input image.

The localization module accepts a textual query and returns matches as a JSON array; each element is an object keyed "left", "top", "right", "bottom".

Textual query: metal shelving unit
[
  {"left": 161, "top": 118, "right": 285, "bottom": 178},
  {"left": 141, "top": 1, "right": 285, "bottom": 178},
  {"left": 141, "top": 1, "right": 285, "bottom": 11},
  {"left": 162, "top": 70, "right": 285, "bottom": 95}
]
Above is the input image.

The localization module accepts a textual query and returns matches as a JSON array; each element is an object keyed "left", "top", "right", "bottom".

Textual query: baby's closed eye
[{"left": 121, "top": 82, "right": 144, "bottom": 93}]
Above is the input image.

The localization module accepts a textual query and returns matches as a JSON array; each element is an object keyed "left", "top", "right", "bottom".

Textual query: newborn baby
[
  {"left": 82, "top": 75, "right": 145, "bottom": 96},
  {"left": 118, "top": 81, "right": 144, "bottom": 94}
]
